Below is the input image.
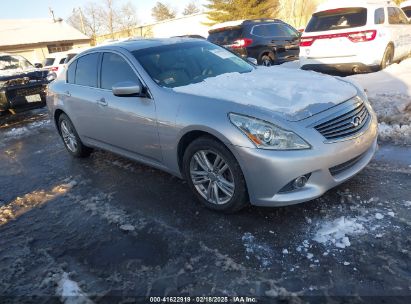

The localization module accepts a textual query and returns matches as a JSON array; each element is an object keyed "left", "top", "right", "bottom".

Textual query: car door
[
  {"left": 63, "top": 52, "right": 102, "bottom": 141},
  {"left": 396, "top": 7, "right": 411, "bottom": 56},
  {"left": 258, "top": 23, "right": 299, "bottom": 62},
  {"left": 387, "top": 7, "right": 406, "bottom": 59},
  {"left": 95, "top": 51, "right": 162, "bottom": 162}
]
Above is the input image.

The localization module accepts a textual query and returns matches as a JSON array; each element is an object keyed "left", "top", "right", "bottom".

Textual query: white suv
[
  {"left": 299, "top": 0, "right": 411, "bottom": 73},
  {"left": 401, "top": 0, "right": 411, "bottom": 20}
]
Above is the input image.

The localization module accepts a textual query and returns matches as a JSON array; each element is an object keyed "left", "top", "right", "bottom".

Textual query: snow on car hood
[{"left": 174, "top": 67, "right": 358, "bottom": 121}]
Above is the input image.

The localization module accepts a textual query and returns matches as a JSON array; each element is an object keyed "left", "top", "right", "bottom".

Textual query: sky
[{"left": 0, "top": 0, "right": 206, "bottom": 24}]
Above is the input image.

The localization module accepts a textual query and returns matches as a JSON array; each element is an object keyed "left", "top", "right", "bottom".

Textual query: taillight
[
  {"left": 347, "top": 30, "right": 377, "bottom": 42},
  {"left": 51, "top": 66, "right": 59, "bottom": 72},
  {"left": 232, "top": 38, "right": 253, "bottom": 48},
  {"left": 299, "top": 30, "right": 377, "bottom": 47},
  {"left": 300, "top": 37, "right": 315, "bottom": 47}
]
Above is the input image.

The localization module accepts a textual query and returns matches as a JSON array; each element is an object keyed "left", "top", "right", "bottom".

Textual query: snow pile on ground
[
  {"left": 312, "top": 216, "right": 366, "bottom": 249},
  {"left": 174, "top": 66, "right": 356, "bottom": 119},
  {"left": 1, "top": 119, "right": 50, "bottom": 141},
  {"left": 57, "top": 272, "right": 92, "bottom": 304},
  {"left": 348, "top": 59, "right": 411, "bottom": 145}
]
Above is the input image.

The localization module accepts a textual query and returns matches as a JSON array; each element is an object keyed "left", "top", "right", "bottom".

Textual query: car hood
[
  {"left": 173, "top": 66, "right": 358, "bottom": 121},
  {"left": 0, "top": 68, "right": 49, "bottom": 82}
]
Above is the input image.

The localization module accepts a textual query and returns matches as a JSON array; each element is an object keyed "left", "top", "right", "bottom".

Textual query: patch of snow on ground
[
  {"left": 348, "top": 59, "right": 411, "bottom": 145},
  {"left": 312, "top": 216, "right": 365, "bottom": 249},
  {"left": 242, "top": 232, "right": 276, "bottom": 268},
  {"left": 57, "top": 272, "right": 92, "bottom": 304},
  {"left": 2, "top": 119, "right": 50, "bottom": 140}
]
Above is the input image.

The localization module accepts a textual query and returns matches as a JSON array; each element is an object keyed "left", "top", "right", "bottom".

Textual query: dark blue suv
[{"left": 207, "top": 19, "right": 300, "bottom": 66}]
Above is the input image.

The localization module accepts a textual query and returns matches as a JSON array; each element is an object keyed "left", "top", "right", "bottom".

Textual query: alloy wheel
[
  {"left": 60, "top": 120, "right": 78, "bottom": 153},
  {"left": 189, "top": 150, "right": 235, "bottom": 205}
]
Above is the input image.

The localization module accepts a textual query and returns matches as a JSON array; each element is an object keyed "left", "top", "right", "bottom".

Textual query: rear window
[
  {"left": 207, "top": 27, "right": 243, "bottom": 45},
  {"left": 44, "top": 58, "right": 55, "bottom": 66},
  {"left": 306, "top": 7, "right": 367, "bottom": 32},
  {"left": 403, "top": 7, "right": 411, "bottom": 18}
]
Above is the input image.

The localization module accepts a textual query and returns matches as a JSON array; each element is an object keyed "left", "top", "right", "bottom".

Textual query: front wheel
[
  {"left": 380, "top": 45, "right": 394, "bottom": 70},
  {"left": 58, "top": 113, "right": 92, "bottom": 158},
  {"left": 183, "top": 137, "right": 249, "bottom": 213}
]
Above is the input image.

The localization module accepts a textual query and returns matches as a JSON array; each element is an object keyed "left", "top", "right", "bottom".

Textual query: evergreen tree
[{"left": 205, "top": 0, "right": 277, "bottom": 25}]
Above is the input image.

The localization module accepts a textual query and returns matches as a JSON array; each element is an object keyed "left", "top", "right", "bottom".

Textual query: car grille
[
  {"left": 314, "top": 97, "right": 370, "bottom": 141},
  {"left": 329, "top": 152, "right": 365, "bottom": 177},
  {"left": 14, "top": 86, "right": 43, "bottom": 97}
]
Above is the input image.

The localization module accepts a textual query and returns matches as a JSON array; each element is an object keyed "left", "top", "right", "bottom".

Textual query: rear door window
[
  {"left": 306, "top": 7, "right": 367, "bottom": 32},
  {"left": 252, "top": 24, "right": 298, "bottom": 38},
  {"left": 403, "top": 6, "right": 411, "bottom": 18},
  {"left": 388, "top": 7, "right": 409, "bottom": 24},
  {"left": 74, "top": 53, "right": 99, "bottom": 87},
  {"left": 374, "top": 8, "right": 385, "bottom": 24},
  {"left": 207, "top": 28, "right": 243, "bottom": 45},
  {"left": 44, "top": 58, "right": 55, "bottom": 66}
]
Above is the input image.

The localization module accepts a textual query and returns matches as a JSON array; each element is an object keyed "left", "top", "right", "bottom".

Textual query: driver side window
[{"left": 101, "top": 52, "right": 139, "bottom": 90}]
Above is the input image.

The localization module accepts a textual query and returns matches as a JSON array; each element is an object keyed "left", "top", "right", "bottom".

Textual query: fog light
[{"left": 293, "top": 175, "right": 308, "bottom": 189}]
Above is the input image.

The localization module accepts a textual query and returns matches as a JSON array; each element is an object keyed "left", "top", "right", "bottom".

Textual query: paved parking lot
[{"left": 0, "top": 109, "right": 410, "bottom": 303}]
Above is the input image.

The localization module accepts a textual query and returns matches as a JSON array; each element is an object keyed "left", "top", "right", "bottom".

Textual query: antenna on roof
[{"left": 49, "top": 7, "right": 56, "bottom": 22}]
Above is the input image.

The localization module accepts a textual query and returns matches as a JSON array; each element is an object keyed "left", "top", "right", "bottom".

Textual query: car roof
[
  {"left": 400, "top": 0, "right": 411, "bottom": 7},
  {"left": 209, "top": 19, "right": 285, "bottom": 32},
  {"left": 82, "top": 38, "right": 203, "bottom": 53},
  {"left": 316, "top": 0, "right": 398, "bottom": 12}
]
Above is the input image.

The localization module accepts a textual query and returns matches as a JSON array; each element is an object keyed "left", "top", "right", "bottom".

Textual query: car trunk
[
  {"left": 208, "top": 27, "right": 243, "bottom": 47},
  {"left": 302, "top": 7, "right": 368, "bottom": 59}
]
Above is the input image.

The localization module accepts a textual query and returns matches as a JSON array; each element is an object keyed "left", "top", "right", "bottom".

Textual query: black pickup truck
[{"left": 0, "top": 53, "right": 54, "bottom": 115}]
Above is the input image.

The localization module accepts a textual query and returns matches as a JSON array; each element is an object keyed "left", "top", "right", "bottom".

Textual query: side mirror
[
  {"left": 34, "top": 63, "right": 43, "bottom": 68},
  {"left": 46, "top": 72, "right": 57, "bottom": 82},
  {"left": 247, "top": 57, "right": 258, "bottom": 65},
  {"left": 112, "top": 81, "right": 143, "bottom": 97}
]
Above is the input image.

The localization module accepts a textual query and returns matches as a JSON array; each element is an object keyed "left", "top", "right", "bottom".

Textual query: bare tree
[
  {"left": 151, "top": 2, "right": 177, "bottom": 22},
  {"left": 119, "top": 1, "right": 139, "bottom": 36},
  {"left": 182, "top": 1, "right": 201, "bottom": 15},
  {"left": 68, "top": 0, "right": 139, "bottom": 39}
]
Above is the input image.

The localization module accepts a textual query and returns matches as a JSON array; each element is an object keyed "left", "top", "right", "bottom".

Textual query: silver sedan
[{"left": 47, "top": 38, "right": 378, "bottom": 213}]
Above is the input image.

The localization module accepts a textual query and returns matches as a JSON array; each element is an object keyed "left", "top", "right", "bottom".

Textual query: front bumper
[
  {"left": 231, "top": 114, "right": 378, "bottom": 207},
  {"left": 0, "top": 83, "right": 47, "bottom": 112}
]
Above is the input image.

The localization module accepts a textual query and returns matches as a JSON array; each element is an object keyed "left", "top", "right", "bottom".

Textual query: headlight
[{"left": 229, "top": 113, "right": 311, "bottom": 150}]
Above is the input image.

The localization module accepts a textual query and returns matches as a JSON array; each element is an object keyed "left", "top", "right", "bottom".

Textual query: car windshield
[
  {"left": 403, "top": 6, "right": 411, "bottom": 18},
  {"left": 0, "top": 54, "right": 34, "bottom": 71},
  {"left": 44, "top": 58, "right": 55, "bottom": 67},
  {"left": 306, "top": 7, "right": 367, "bottom": 32},
  {"left": 132, "top": 41, "right": 254, "bottom": 88}
]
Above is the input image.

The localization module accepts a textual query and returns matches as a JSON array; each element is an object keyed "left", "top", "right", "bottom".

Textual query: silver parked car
[{"left": 47, "top": 38, "right": 378, "bottom": 213}]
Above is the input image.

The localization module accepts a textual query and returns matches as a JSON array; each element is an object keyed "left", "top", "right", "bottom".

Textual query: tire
[
  {"left": 260, "top": 54, "right": 274, "bottom": 67},
  {"left": 183, "top": 136, "right": 249, "bottom": 213},
  {"left": 58, "top": 113, "right": 92, "bottom": 158},
  {"left": 380, "top": 45, "right": 394, "bottom": 70}
]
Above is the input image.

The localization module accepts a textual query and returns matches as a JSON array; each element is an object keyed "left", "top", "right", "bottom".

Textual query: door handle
[
  {"left": 63, "top": 91, "right": 71, "bottom": 97},
  {"left": 97, "top": 98, "right": 108, "bottom": 106}
]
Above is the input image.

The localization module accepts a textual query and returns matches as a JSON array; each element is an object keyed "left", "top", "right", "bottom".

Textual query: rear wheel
[
  {"left": 183, "top": 137, "right": 249, "bottom": 213},
  {"left": 260, "top": 55, "right": 274, "bottom": 67},
  {"left": 58, "top": 113, "right": 92, "bottom": 158},
  {"left": 380, "top": 45, "right": 394, "bottom": 70}
]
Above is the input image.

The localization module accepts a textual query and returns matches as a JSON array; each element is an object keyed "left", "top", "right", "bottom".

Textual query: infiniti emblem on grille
[{"left": 351, "top": 116, "right": 362, "bottom": 127}]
